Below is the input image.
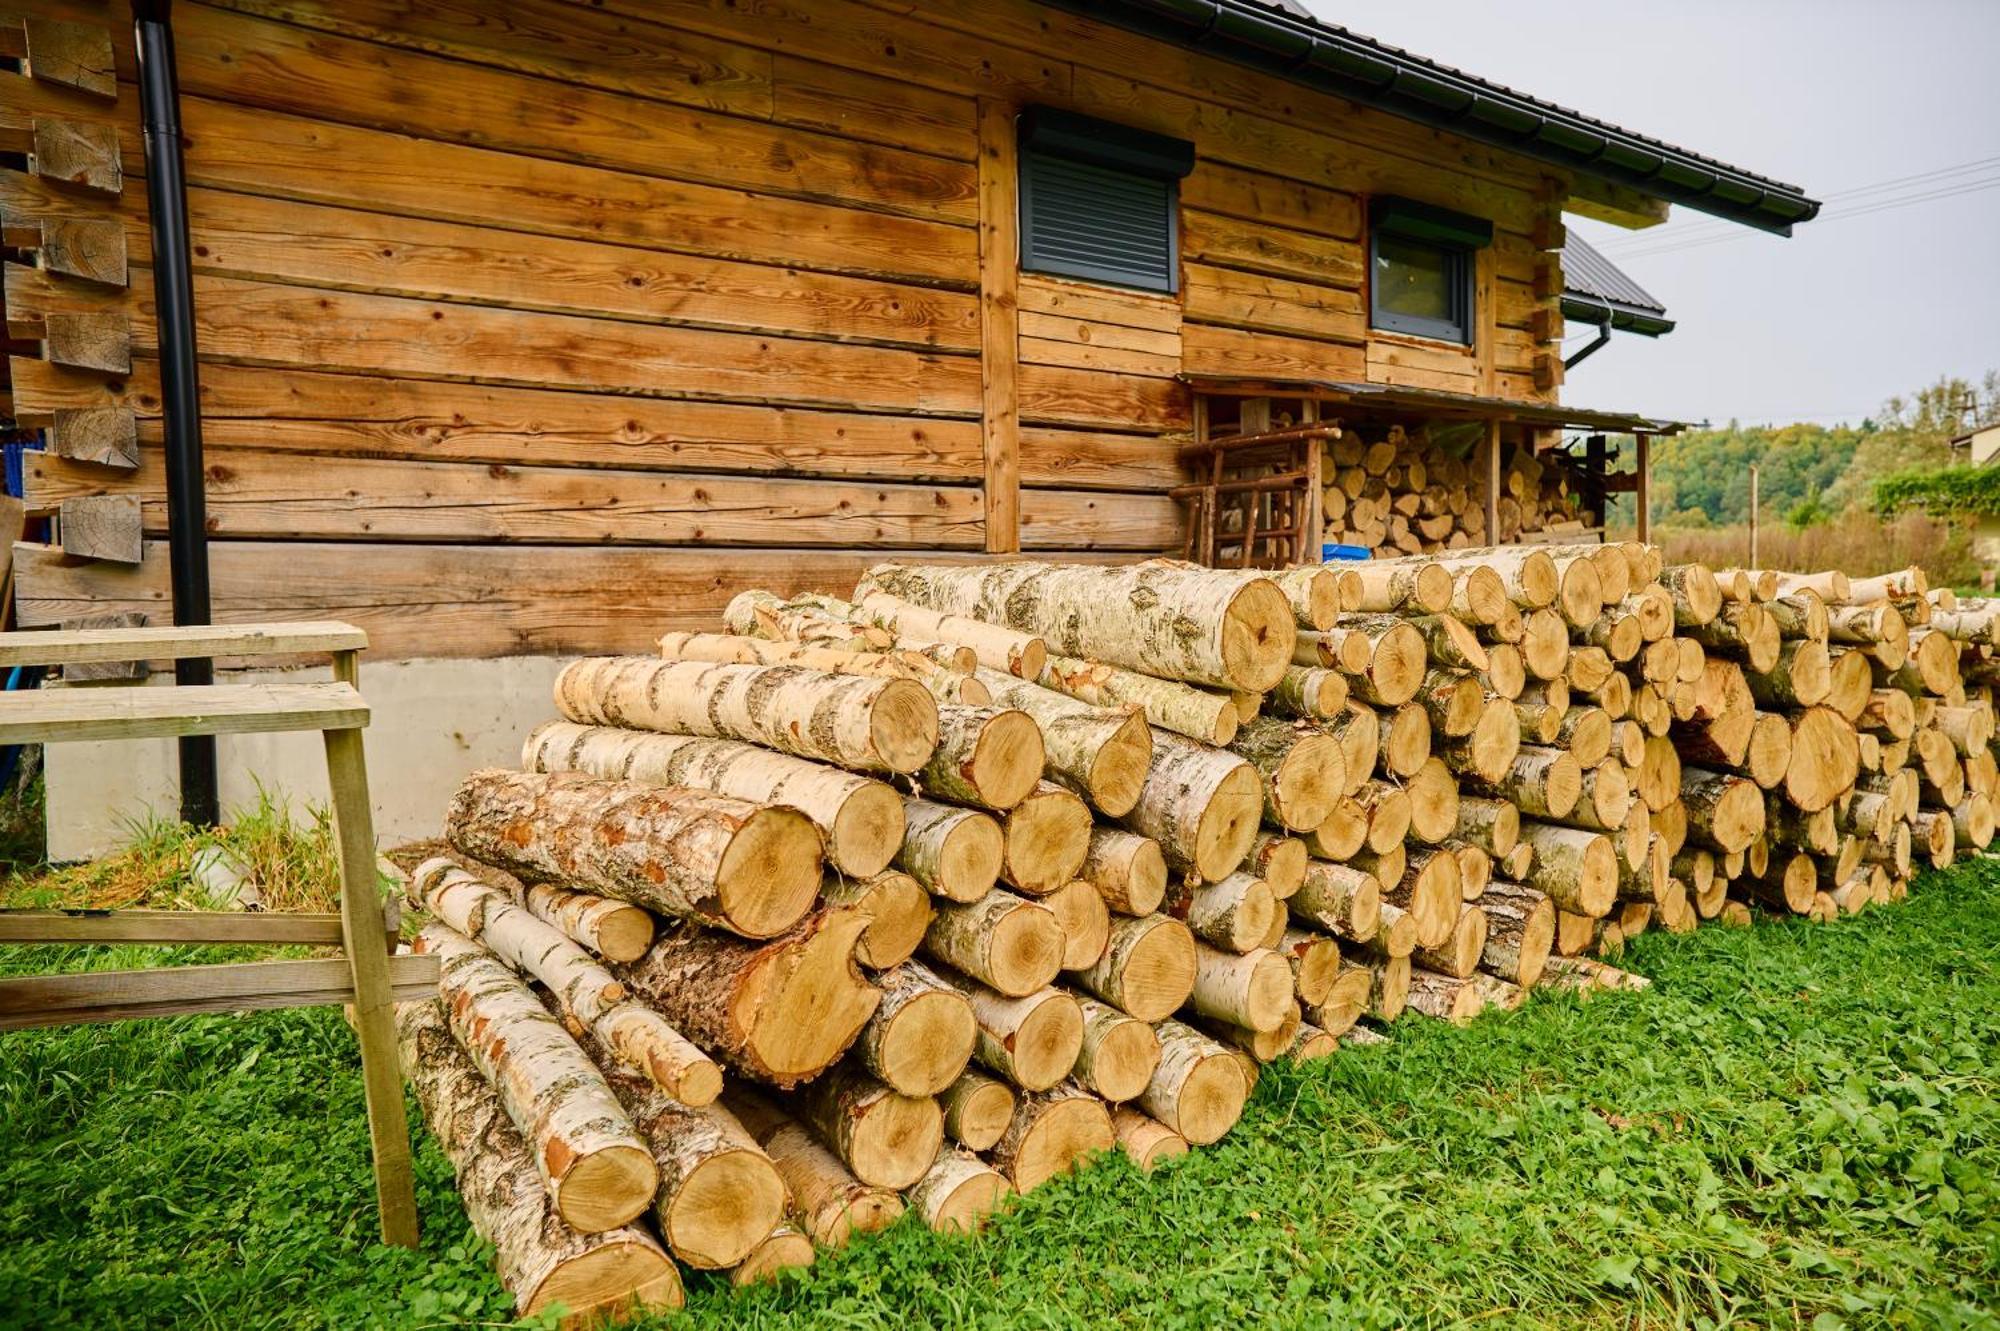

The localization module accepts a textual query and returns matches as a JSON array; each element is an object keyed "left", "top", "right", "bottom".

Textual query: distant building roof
[
  {"left": 1561, "top": 233, "right": 1674, "bottom": 337},
  {"left": 1050, "top": 0, "right": 1821, "bottom": 234}
]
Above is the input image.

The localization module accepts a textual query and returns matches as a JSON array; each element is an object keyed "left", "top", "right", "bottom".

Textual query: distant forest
[{"left": 1600, "top": 370, "right": 2000, "bottom": 530}]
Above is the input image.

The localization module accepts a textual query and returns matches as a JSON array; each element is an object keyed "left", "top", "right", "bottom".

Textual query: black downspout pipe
[
  {"left": 1564, "top": 321, "right": 1613, "bottom": 372},
  {"left": 133, "top": 1, "right": 217, "bottom": 827}
]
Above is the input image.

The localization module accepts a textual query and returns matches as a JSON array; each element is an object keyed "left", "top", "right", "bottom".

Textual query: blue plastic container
[{"left": 1321, "top": 543, "right": 1372, "bottom": 562}]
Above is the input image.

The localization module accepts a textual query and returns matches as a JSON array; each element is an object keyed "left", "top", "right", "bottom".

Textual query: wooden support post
[
  {"left": 1634, "top": 432, "right": 1651, "bottom": 544},
  {"left": 1301, "top": 400, "right": 1323, "bottom": 561},
  {"left": 1484, "top": 419, "right": 1502, "bottom": 544},
  {"left": 325, "top": 716, "right": 419, "bottom": 1248},
  {"left": 976, "top": 100, "right": 1020, "bottom": 556}
]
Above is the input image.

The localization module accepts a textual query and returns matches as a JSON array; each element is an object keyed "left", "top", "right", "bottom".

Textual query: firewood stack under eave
[
  {"left": 393, "top": 551, "right": 1991, "bottom": 1318},
  {"left": 1312, "top": 423, "right": 1591, "bottom": 554}
]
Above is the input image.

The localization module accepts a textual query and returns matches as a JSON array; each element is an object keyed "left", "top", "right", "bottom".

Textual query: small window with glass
[{"left": 1368, "top": 197, "right": 1493, "bottom": 345}]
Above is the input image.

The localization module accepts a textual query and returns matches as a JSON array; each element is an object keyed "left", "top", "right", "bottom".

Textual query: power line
[
  {"left": 1593, "top": 152, "right": 2000, "bottom": 258},
  {"left": 1608, "top": 175, "right": 2000, "bottom": 261}
]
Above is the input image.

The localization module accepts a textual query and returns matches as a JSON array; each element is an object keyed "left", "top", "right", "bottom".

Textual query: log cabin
[{"left": 0, "top": 1, "right": 1817, "bottom": 851}]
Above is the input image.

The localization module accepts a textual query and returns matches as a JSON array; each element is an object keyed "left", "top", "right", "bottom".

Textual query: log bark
[
  {"left": 448, "top": 767, "right": 821, "bottom": 939},
  {"left": 1038, "top": 652, "right": 1239, "bottom": 746},
  {"left": 897, "top": 798, "right": 1004, "bottom": 904},
  {"left": 974, "top": 669, "right": 1153, "bottom": 816},
  {"left": 854, "top": 961, "right": 978, "bottom": 1096},
  {"left": 655, "top": 630, "right": 982, "bottom": 702},
  {"left": 615, "top": 908, "right": 880, "bottom": 1089},
  {"left": 1290, "top": 859, "right": 1382, "bottom": 943},
  {"left": 1140, "top": 1019, "right": 1249, "bottom": 1145},
  {"left": 852, "top": 587, "right": 1048, "bottom": 678},
  {"left": 922, "top": 888, "right": 1064, "bottom": 997},
  {"left": 1074, "top": 913, "right": 1198, "bottom": 1022},
  {"left": 988, "top": 1083, "right": 1117, "bottom": 1191},
  {"left": 395, "top": 1001, "right": 683, "bottom": 1318},
  {"left": 724, "top": 1091, "right": 903, "bottom": 1247},
  {"left": 1271, "top": 665, "right": 1350, "bottom": 721},
  {"left": 1082, "top": 827, "right": 1169, "bottom": 916},
  {"left": 516, "top": 879, "right": 655, "bottom": 965},
  {"left": 412, "top": 861, "right": 725, "bottom": 1107},
  {"left": 1453, "top": 796, "right": 1521, "bottom": 857},
  {"left": 1464, "top": 746, "right": 1581, "bottom": 820},
  {"left": 1246, "top": 831, "right": 1308, "bottom": 901},
  {"left": 1229, "top": 715, "right": 1348, "bottom": 831},
  {"left": 1517, "top": 823, "right": 1617, "bottom": 917},
  {"left": 554, "top": 655, "right": 938, "bottom": 775},
  {"left": 1071, "top": 995, "right": 1164, "bottom": 1103},
  {"left": 1163, "top": 871, "right": 1278, "bottom": 954},
  {"left": 1474, "top": 881, "right": 1555, "bottom": 988},
  {"left": 863, "top": 561, "right": 1295, "bottom": 692},
  {"left": 1119, "top": 728, "right": 1264, "bottom": 880},
  {"left": 1188, "top": 943, "right": 1294, "bottom": 1033},
  {"left": 593, "top": 1055, "right": 784, "bottom": 1271},
  {"left": 919, "top": 704, "right": 1046, "bottom": 812},
  {"left": 416, "top": 925, "right": 657, "bottom": 1234},
  {"left": 794, "top": 1064, "right": 943, "bottom": 1191},
  {"left": 1110, "top": 1106, "right": 1188, "bottom": 1170},
  {"left": 524, "top": 720, "right": 902, "bottom": 879},
  {"left": 906, "top": 1146, "right": 1013, "bottom": 1234},
  {"left": 939, "top": 1067, "right": 1017, "bottom": 1152}
]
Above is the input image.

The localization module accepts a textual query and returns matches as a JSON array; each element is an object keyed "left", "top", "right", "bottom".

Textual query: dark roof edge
[
  {"left": 1046, "top": 0, "right": 1821, "bottom": 235},
  {"left": 1561, "top": 294, "right": 1675, "bottom": 338}
]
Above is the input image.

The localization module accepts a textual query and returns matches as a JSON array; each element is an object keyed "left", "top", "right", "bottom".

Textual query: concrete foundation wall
[{"left": 44, "top": 656, "right": 565, "bottom": 862}]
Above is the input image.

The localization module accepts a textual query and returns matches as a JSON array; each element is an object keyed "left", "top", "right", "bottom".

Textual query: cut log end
[
  {"left": 1220, "top": 578, "right": 1298, "bottom": 693},
  {"left": 525, "top": 1237, "right": 686, "bottom": 1319},
  {"left": 556, "top": 1145, "right": 662, "bottom": 1235},
  {"left": 715, "top": 804, "right": 828, "bottom": 938},
  {"left": 876, "top": 989, "right": 979, "bottom": 1097},
  {"left": 1083, "top": 914, "right": 1198, "bottom": 1022},
  {"left": 1088, "top": 710, "right": 1156, "bottom": 818},
  {"left": 871, "top": 677, "right": 946, "bottom": 774},
  {"left": 729, "top": 1226, "right": 815, "bottom": 1287},
  {"left": 666, "top": 1148, "right": 790, "bottom": 1271}
]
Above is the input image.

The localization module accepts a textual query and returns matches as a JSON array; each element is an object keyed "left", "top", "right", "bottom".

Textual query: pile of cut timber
[
  {"left": 1316, "top": 424, "right": 1590, "bottom": 554},
  {"left": 394, "top": 551, "right": 1991, "bottom": 1317}
]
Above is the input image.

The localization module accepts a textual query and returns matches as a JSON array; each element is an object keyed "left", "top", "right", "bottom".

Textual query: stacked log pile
[
  {"left": 394, "top": 551, "right": 1992, "bottom": 1315},
  {"left": 1317, "top": 425, "right": 1591, "bottom": 554}
]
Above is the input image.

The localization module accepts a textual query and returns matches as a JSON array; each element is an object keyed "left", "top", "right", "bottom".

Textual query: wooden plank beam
[
  {"left": 0, "top": 908, "right": 348, "bottom": 946},
  {"left": 0, "top": 619, "right": 367, "bottom": 666},
  {"left": 30, "top": 115, "right": 120, "bottom": 195},
  {"left": 22, "top": 17, "right": 117, "bottom": 100},
  {"left": 0, "top": 953, "right": 437, "bottom": 1030},
  {"left": 0, "top": 680, "right": 368, "bottom": 744},
  {"left": 1484, "top": 418, "right": 1502, "bottom": 542},
  {"left": 1635, "top": 432, "right": 1652, "bottom": 543},
  {"left": 57, "top": 493, "right": 140, "bottom": 563},
  {"left": 46, "top": 406, "right": 137, "bottom": 469},
  {"left": 976, "top": 98, "right": 1020, "bottom": 555}
]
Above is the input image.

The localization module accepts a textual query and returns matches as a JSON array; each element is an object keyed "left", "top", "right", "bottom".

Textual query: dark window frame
[
  {"left": 1017, "top": 108, "right": 1194, "bottom": 296},
  {"left": 1367, "top": 196, "right": 1493, "bottom": 347}
]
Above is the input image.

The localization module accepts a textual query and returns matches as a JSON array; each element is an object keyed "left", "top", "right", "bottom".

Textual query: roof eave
[
  {"left": 1561, "top": 295, "right": 1675, "bottom": 338},
  {"left": 1047, "top": 0, "right": 1821, "bottom": 235}
]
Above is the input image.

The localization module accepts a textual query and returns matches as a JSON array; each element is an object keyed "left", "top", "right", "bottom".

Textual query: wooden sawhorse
[{"left": 0, "top": 621, "right": 436, "bottom": 1247}]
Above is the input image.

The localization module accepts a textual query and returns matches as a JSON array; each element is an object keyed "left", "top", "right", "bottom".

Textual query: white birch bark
[
  {"left": 553, "top": 655, "right": 939, "bottom": 775},
  {"left": 852, "top": 588, "right": 1047, "bottom": 678},
  {"left": 1119, "top": 727, "right": 1263, "bottom": 880},
  {"left": 415, "top": 925, "right": 657, "bottom": 1234},
  {"left": 974, "top": 667, "right": 1153, "bottom": 816},
  {"left": 395, "top": 1001, "right": 682, "bottom": 1317},
  {"left": 896, "top": 798, "right": 1003, "bottom": 903},
  {"left": 523, "top": 719, "right": 902, "bottom": 878},
  {"left": 1036, "top": 652, "right": 1239, "bottom": 746}
]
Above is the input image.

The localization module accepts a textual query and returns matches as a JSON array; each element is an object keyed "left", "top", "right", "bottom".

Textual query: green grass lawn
[{"left": 3, "top": 854, "right": 1998, "bottom": 1331}]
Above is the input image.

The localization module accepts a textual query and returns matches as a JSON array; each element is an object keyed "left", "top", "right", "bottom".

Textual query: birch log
[
  {"left": 820, "top": 870, "right": 932, "bottom": 970},
  {"left": 1187, "top": 944, "right": 1294, "bottom": 1033},
  {"left": 553, "top": 655, "right": 938, "bottom": 775},
  {"left": 1074, "top": 913, "right": 1198, "bottom": 1021},
  {"left": 1272, "top": 665, "right": 1350, "bottom": 721},
  {"left": 896, "top": 799, "right": 1003, "bottom": 903},
  {"left": 654, "top": 632, "right": 982, "bottom": 703},
  {"left": 395, "top": 1001, "right": 683, "bottom": 1318},
  {"left": 1229, "top": 715, "right": 1348, "bottom": 831},
  {"left": 1518, "top": 824, "right": 1618, "bottom": 917},
  {"left": 998, "top": 782, "right": 1094, "bottom": 895},
  {"left": 945, "top": 977, "right": 1085, "bottom": 1093},
  {"left": 523, "top": 720, "right": 903, "bottom": 878},
  {"left": 852, "top": 588, "right": 1048, "bottom": 678},
  {"left": 1072, "top": 995, "right": 1164, "bottom": 1103},
  {"left": 1140, "top": 1020, "right": 1249, "bottom": 1146},
  {"left": 1120, "top": 728, "right": 1264, "bottom": 879},
  {"left": 1082, "top": 827, "right": 1169, "bottom": 916},
  {"left": 919, "top": 704, "right": 1045, "bottom": 811},
  {"left": 988, "top": 1083, "right": 1117, "bottom": 1192},
  {"left": 974, "top": 668, "right": 1153, "bottom": 816},
  {"left": 724, "top": 1091, "right": 903, "bottom": 1247},
  {"left": 614, "top": 908, "right": 881, "bottom": 1089},
  {"left": 1038, "top": 652, "right": 1240, "bottom": 746},
  {"left": 1163, "top": 871, "right": 1279, "bottom": 954},
  {"left": 907, "top": 1147, "right": 1013, "bottom": 1234},
  {"left": 515, "top": 879, "right": 655, "bottom": 964},
  {"left": 413, "top": 859, "right": 720, "bottom": 1105},
  {"left": 922, "top": 888, "right": 1064, "bottom": 997},
  {"left": 1111, "top": 1106, "right": 1189, "bottom": 1170},
  {"left": 1246, "top": 831, "right": 1308, "bottom": 900},
  {"left": 940, "top": 1069, "right": 1016, "bottom": 1152},
  {"left": 862, "top": 560, "right": 1295, "bottom": 692},
  {"left": 1289, "top": 860, "right": 1382, "bottom": 943},
  {"left": 853, "top": 961, "right": 977, "bottom": 1096},
  {"left": 447, "top": 767, "right": 821, "bottom": 939},
  {"left": 1275, "top": 928, "right": 1343, "bottom": 1008},
  {"left": 794, "top": 1065, "right": 943, "bottom": 1191},
  {"left": 1043, "top": 877, "right": 1113, "bottom": 971},
  {"left": 416, "top": 925, "right": 658, "bottom": 1233},
  {"left": 730, "top": 1224, "right": 814, "bottom": 1287}
]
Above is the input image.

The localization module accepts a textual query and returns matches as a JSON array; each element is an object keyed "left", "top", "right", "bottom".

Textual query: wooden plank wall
[{"left": 1, "top": 0, "right": 1568, "bottom": 658}]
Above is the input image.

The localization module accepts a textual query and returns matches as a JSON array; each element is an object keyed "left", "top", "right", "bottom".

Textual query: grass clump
[{"left": 1, "top": 837, "right": 1997, "bottom": 1330}]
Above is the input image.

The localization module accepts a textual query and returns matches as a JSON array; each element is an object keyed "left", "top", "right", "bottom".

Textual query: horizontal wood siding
[{"left": 6, "top": 0, "right": 1570, "bottom": 655}]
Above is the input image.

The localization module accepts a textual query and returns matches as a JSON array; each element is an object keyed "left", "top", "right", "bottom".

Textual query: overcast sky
[{"left": 1302, "top": 0, "right": 2000, "bottom": 428}]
